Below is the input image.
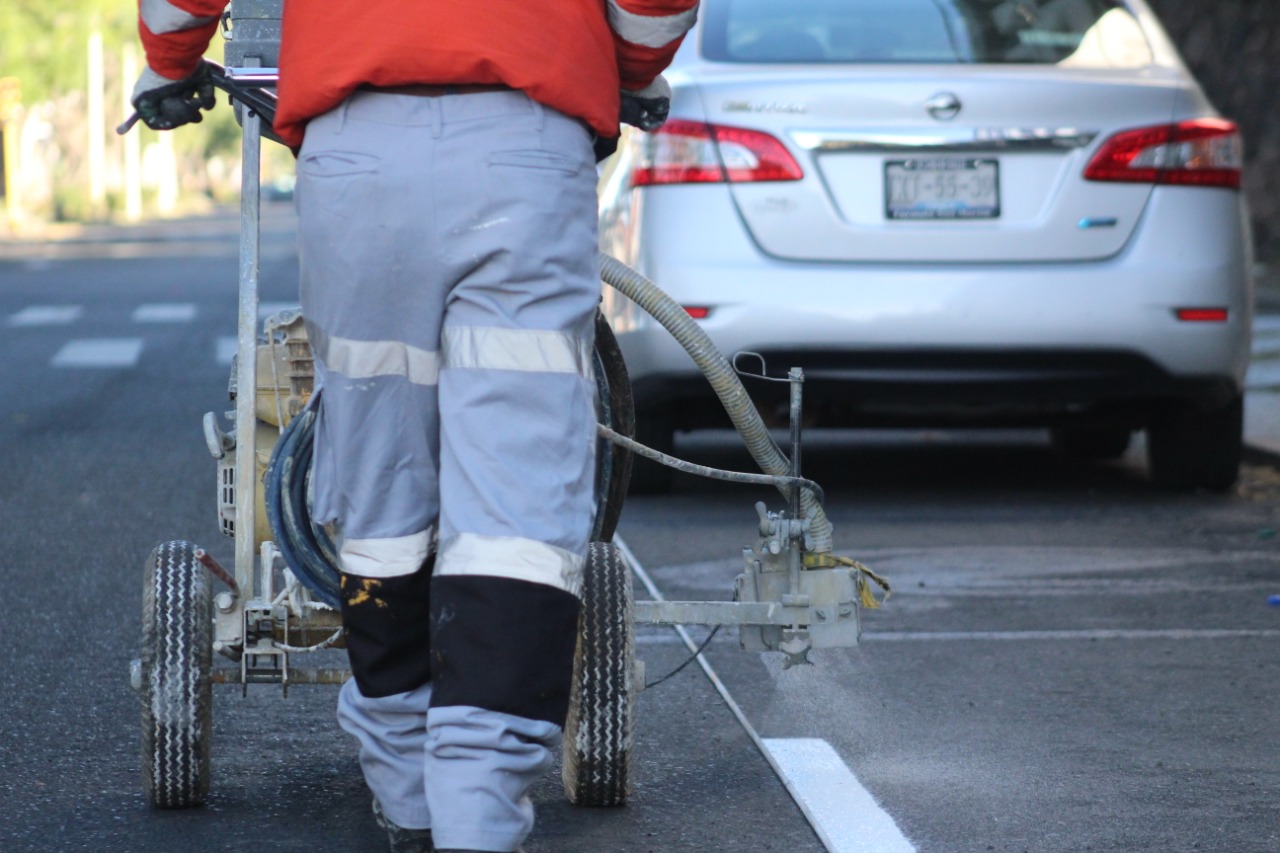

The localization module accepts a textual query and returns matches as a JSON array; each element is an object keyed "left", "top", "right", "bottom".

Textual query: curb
[{"left": 1244, "top": 441, "right": 1280, "bottom": 470}]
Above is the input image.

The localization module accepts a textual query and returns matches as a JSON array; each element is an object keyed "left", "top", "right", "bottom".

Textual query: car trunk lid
[{"left": 691, "top": 67, "right": 1184, "bottom": 263}]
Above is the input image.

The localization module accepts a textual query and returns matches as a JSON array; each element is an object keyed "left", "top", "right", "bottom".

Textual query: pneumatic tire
[
  {"left": 592, "top": 311, "right": 634, "bottom": 543},
  {"left": 141, "top": 540, "right": 213, "bottom": 808},
  {"left": 562, "top": 542, "right": 637, "bottom": 807}
]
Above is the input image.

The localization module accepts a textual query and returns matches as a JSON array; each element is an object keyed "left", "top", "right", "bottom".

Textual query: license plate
[{"left": 885, "top": 158, "right": 1000, "bottom": 220}]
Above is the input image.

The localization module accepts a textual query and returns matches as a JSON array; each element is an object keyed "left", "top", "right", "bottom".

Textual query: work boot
[{"left": 372, "top": 798, "right": 433, "bottom": 853}]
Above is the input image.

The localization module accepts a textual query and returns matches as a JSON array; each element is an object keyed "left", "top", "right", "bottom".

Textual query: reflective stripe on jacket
[{"left": 137, "top": 0, "right": 698, "bottom": 148}]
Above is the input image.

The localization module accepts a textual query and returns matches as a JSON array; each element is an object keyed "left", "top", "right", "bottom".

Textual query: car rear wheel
[
  {"left": 1146, "top": 394, "right": 1243, "bottom": 492},
  {"left": 1050, "top": 426, "right": 1132, "bottom": 461}
]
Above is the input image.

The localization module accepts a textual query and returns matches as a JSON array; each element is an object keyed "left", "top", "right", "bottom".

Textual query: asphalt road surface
[{"left": 2, "top": 212, "right": 1279, "bottom": 853}]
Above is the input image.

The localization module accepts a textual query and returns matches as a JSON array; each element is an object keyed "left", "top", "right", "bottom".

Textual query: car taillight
[
  {"left": 1175, "top": 307, "right": 1229, "bottom": 322},
  {"left": 1084, "top": 119, "right": 1242, "bottom": 188},
  {"left": 632, "top": 119, "right": 803, "bottom": 186}
]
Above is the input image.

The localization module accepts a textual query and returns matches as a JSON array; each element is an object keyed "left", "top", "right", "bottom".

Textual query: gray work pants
[{"left": 296, "top": 87, "right": 599, "bottom": 851}]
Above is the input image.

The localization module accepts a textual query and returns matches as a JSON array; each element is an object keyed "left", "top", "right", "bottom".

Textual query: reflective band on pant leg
[
  {"left": 436, "top": 532, "right": 583, "bottom": 598},
  {"left": 338, "top": 528, "right": 433, "bottom": 579}
]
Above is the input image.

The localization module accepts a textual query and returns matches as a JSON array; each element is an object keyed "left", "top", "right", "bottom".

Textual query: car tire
[
  {"left": 1050, "top": 426, "right": 1132, "bottom": 461},
  {"left": 626, "top": 411, "right": 675, "bottom": 494},
  {"left": 141, "top": 540, "right": 213, "bottom": 809},
  {"left": 1146, "top": 394, "right": 1243, "bottom": 492}
]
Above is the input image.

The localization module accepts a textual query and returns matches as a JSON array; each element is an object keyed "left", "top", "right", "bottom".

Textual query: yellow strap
[{"left": 803, "top": 552, "right": 892, "bottom": 609}]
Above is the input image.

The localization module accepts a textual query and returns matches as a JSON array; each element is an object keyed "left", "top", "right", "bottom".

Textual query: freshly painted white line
[
  {"left": 615, "top": 536, "right": 912, "bottom": 853},
  {"left": 763, "top": 738, "right": 916, "bottom": 853},
  {"left": 7, "top": 305, "right": 82, "bottom": 326},
  {"left": 864, "top": 628, "right": 1280, "bottom": 642},
  {"left": 133, "top": 303, "right": 197, "bottom": 323},
  {"left": 51, "top": 338, "right": 144, "bottom": 368},
  {"left": 216, "top": 336, "right": 238, "bottom": 366},
  {"left": 258, "top": 301, "right": 299, "bottom": 320}
]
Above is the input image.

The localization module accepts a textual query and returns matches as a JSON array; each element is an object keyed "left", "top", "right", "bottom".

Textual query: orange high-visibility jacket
[{"left": 138, "top": 0, "right": 699, "bottom": 149}]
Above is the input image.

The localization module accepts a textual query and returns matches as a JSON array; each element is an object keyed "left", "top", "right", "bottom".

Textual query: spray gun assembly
[
  {"left": 596, "top": 257, "right": 888, "bottom": 665},
  {"left": 127, "top": 1, "right": 887, "bottom": 811}
]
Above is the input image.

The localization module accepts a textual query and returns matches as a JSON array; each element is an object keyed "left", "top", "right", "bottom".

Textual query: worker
[{"left": 130, "top": 1, "right": 697, "bottom": 851}]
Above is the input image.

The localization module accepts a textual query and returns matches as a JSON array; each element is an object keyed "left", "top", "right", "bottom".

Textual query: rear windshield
[{"left": 700, "top": 0, "right": 1154, "bottom": 67}]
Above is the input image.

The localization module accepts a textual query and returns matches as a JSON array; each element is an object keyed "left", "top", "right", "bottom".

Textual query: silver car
[{"left": 598, "top": 0, "right": 1253, "bottom": 492}]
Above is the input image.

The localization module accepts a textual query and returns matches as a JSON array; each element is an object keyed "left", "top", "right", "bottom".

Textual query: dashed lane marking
[
  {"left": 7, "top": 305, "right": 83, "bottom": 326},
  {"left": 617, "top": 536, "right": 915, "bottom": 853},
  {"left": 133, "top": 303, "right": 197, "bottom": 323},
  {"left": 51, "top": 338, "right": 144, "bottom": 368},
  {"left": 764, "top": 738, "right": 916, "bottom": 853}
]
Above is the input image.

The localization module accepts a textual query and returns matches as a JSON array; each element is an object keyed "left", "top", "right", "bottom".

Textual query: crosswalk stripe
[
  {"left": 133, "top": 303, "right": 197, "bottom": 323},
  {"left": 51, "top": 338, "right": 144, "bottom": 368},
  {"left": 7, "top": 305, "right": 82, "bottom": 327}
]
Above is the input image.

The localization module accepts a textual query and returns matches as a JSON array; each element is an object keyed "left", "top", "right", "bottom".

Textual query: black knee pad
[
  {"left": 340, "top": 559, "right": 434, "bottom": 698},
  {"left": 428, "top": 575, "right": 581, "bottom": 726}
]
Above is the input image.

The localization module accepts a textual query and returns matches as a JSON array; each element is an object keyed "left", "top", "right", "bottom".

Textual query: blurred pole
[
  {"left": 88, "top": 32, "right": 106, "bottom": 212},
  {"left": 122, "top": 44, "right": 143, "bottom": 221},
  {"left": 3, "top": 113, "right": 20, "bottom": 228},
  {"left": 0, "top": 77, "right": 21, "bottom": 228}
]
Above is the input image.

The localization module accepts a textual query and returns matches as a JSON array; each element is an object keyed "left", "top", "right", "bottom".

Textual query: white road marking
[
  {"left": 616, "top": 536, "right": 913, "bottom": 853},
  {"left": 764, "top": 738, "right": 916, "bottom": 853},
  {"left": 133, "top": 303, "right": 197, "bottom": 323},
  {"left": 7, "top": 305, "right": 82, "bottom": 326},
  {"left": 51, "top": 338, "right": 144, "bottom": 368},
  {"left": 216, "top": 336, "right": 238, "bottom": 366}
]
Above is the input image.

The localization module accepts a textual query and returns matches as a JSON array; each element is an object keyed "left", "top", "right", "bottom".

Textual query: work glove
[
  {"left": 131, "top": 64, "right": 216, "bottom": 131},
  {"left": 619, "top": 75, "right": 671, "bottom": 131}
]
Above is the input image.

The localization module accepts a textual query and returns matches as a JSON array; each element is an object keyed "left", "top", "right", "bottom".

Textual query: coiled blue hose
[{"left": 264, "top": 398, "right": 342, "bottom": 608}]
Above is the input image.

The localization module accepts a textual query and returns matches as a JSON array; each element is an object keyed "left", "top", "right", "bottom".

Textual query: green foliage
[
  {"left": 0, "top": 0, "right": 135, "bottom": 105},
  {"left": 0, "top": 0, "right": 248, "bottom": 202}
]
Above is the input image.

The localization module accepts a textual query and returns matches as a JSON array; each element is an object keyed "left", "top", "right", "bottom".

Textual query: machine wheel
[
  {"left": 1146, "top": 394, "right": 1243, "bottom": 492},
  {"left": 1050, "top": 425, "right": 1132, "bottom": 460},
  {"left": 592, "top": 311, "right": 634, "bottom": 543},
  {"left": 562, "top": 542, "right": 637, "bottom": 807},
  {"left": 141, "top": 540, "right": 213, "bottom": 809}
]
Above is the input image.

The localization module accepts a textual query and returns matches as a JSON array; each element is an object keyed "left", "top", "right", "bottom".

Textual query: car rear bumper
[
  {"left": 603, "top": 186, "right": 1253, "bottom": 428},
  {"left": 627, "top": 348, "right": 1240, "bottom": 430}
]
